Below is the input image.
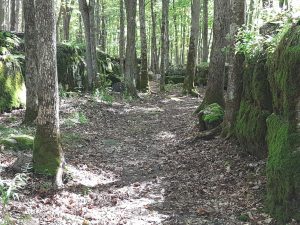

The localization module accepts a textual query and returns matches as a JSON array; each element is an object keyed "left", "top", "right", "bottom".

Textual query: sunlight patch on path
[
  {"left": 121, "top": 106, "right": 164, "bottom": 114},
  {"left": 155, "top": 131, "right": 176, "bottom": 141},
  {"left": 67, "top": 165, "right": 118, "bottom": 187}
]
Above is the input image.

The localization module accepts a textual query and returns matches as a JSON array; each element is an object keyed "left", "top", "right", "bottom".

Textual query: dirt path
[{"left": 1, "top": 86, "right": 272, "bottom": 225}]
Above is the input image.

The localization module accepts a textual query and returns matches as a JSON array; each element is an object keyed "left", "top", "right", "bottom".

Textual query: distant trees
[{"left": 160, "top": 0, "right": 169, "bottom": 92}]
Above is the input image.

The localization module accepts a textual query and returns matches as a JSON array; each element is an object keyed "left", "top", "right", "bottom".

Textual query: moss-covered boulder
[
  {"left": 0, "top": 61, "right": 26, "bottom": 112},
  {"left": 234, "top": 51, "right": 272, "bottom": 158},
  {"left": 200, "top": 103, "right": 224, "bottom": 129},
  {"left": 266, "top": 24, "right": 300, "bottom": 223},
  {"left": 0, "top": 134, "right": 34, "bottom": 150}
]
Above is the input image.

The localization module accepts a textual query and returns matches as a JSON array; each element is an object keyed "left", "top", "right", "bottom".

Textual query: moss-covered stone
[
  {"left": 200, "top": 103, "right": 224, "bottom": 126},
  {"left": 0, "top": 134, "right": 34, "bottom": 150},
  {"left": 0, "top": 61, "right": 26, "bottom": 112},
  {"left": 266, "top": 24, "right": 300, "bottom": 223}
]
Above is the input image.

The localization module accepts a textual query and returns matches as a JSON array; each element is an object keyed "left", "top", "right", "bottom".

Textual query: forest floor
[{"left": 0, "top": 83, "right": 279, "bottom": 225}]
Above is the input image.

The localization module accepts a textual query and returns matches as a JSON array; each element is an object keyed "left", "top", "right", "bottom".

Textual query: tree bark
[
  {"left": 0, "top": 0, "right": 5, "bottom": 30},
  {"left": 202, "top": 0, "right": 209, "bottom": 62},
  {"left": 78, "top": 0, "right": 98, "bottom": 90},
  {"left": 10, "top": 0, "right": 16, "bottom": 31},
  {"left": 23, "top": 0, "right": 38, "bottom": 125},
  {"left": 100, "top": 0, "right": 107, "bottom": 52},
  {"left": 200, "top": 0, "right": 229, "bottom": 109},
  {"left": 172, "top": 0, "right": 179, "bottom": 66},
  {"left": 119, "top": 0, "right": 125, "bottom": 75},
  {"left": 138, "top": 0, "right": 148, "bottom": 92},
  {"left": 34, "top": 0, "right": 64, "bottom": 186},
  {"left": 124, "top": 0, "right": 138, "bottom": 97},
  {"left": 150, "top": 0, "right": 159, "bottom": 74},
  {"left": 183, "top": 0, "right": 201, "bottom": 95},
  {"left": 222, "top": 0, "right": 246, "bottom": 137},
  {"left": 160, "top": 0, "right": 169, "bottom": 92}
]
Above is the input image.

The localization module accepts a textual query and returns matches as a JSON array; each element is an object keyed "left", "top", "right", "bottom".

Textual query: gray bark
[
  {"left": 160, "top": 0, "right": 169, "bottom": 92},
  {"left": 119, "top": 0, "right": 125, "bottom": 75}
]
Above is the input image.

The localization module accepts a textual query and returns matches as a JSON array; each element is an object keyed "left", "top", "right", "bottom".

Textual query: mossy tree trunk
[
  {"left": 222, "top": 0, "right": 245, "bottom": 137},
  {"left": 34, "top": 0, "right": 64, "bottom": 186},
  {"left": 183, "top": 0, "right": 201, "bottom": 95},
  {"left": 200, "top": 0, "right": 229, "bottom": 109},
  {"left": 124, "top": 0, "right": 138, "bottom": 98},
  {"left": 23, "top": 0, "right": 38, "bottom": 125},
  {"left": 138, "top": 0, "right": 148, "bottom": 92}
]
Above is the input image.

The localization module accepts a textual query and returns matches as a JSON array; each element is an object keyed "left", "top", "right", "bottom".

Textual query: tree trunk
[
  {"left": 222, "top": 0, "right": 246, "bottom": 137},
  {"left": 63, "top": 0, "right": 74, "bottom": 41},
  {"left": 95, "top": 0, "right": 100, "bottom": 45},
  {"left": 100, "top": 0, "right": 107, "bottom": 52},
  {"left": 119, "top": 0, "right": 125, "bottom": 75},
  {"left": 200, "top": 0, "right": 229, "bottom": 109},
  {"left": 181, "top": 14, "right": 186, "bottom": 65},
  {"left": 183, "top": 0, "right": 201, "bottom": 95},
  {"left": 124, "top": 0, "right": 138, "bottom": 97},
  {"left": 78, "top": 0, "right": 98, "bottom": 90},
  {"left": 160, "top": 0, "right": 169, "bottom": 92},
  {"left": 23, "top": 0, "right": 38, "bottom": 125},
  {"left": 10, "top": 0, "right": 16, "bottom": 31},
  {"left": 150, "top": 0, "right": 158, "bottom": 74},
  {"left": 247, "top": 0, "right": 254, "bottom": 29},
  {"left": 34, "top": 0, "right": 64, "bottom": 186},
  {"left": 138, "top": 0, "right": 148, "bottom": 92},
  {"left": 202, "top": 0, "right": 209, "bottom": 62},
  {"left": 0, "top": 0, "right": 5, "bottom": 30},
  {"left": 173, "top": 0, "right": 179, "bottom": 66}
]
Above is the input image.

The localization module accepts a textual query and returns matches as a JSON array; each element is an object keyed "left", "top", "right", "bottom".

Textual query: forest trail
[{"left": 1, "top": 84, "right": 271, "bottom": 225}]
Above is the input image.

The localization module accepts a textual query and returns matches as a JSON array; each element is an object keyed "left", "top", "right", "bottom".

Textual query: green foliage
[
  {"left": 93, "top": 88, "right": 114, "bottom": 105},
  {"left": 200, "top": 103, "right": 224, "bottom": 123},
  {"left": 0, "top": 135, "right": 34, "bottom": 151},
  {"left": 64, "top": 111, "right": 89, "bottom": 127}
]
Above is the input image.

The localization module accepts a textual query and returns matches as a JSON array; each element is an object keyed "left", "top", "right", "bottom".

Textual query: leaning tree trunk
[
  {"left": 124, "top": 0, "right": 138, "bottom": 97},
  {"left": 198, "top": 0, "right": 229, "bottom": 110},
  {"left": 34, "top": 0, "right": 64, "bottom": 186},
  {"left": 78, "top": 0, "right": 98, "bottom": 91},
  {"left": 222, "top": 0, "right": 246, "bottom": 137},
  {"left": 160, "top": 0, "right": 169, "bottom": 92},
  {"left": 138, "top": 0, "right": 148, "bottom": 92},
  {"left": 183, "top": 0, "right": 201, "bottom": 95},
  {"left": 23, "top": 0, "right": 38, "bottom": 125}
]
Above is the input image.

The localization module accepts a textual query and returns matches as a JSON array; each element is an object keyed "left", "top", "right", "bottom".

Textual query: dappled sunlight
[
  {"left": 155, "top": 131, "right": 176, "bottom": 141},
  {"left": 122, "top": 105, "right": 164, "bottom": 114},
  {"left": 67, "top": 164, "right": 119, "bottom": 187}
]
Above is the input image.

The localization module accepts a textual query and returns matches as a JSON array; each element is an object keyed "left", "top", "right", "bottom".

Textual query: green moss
[
  {"left": 200, "top": 103, "right": 224, "bottom": 123},
  {"left": 235, "top": 100, "right": 270, "bottom": 158},
  {"left": 0, "top": 135, "right": 34, "bottom": 150},
  {"left": 266, "top": 114, "right": 300, "bottom": 223},
  {"left": 33, "top": 127, "right": 62, "bottom": 176},
  {"left": 0, "top": 61, "right": 26, "bottom": 112}
]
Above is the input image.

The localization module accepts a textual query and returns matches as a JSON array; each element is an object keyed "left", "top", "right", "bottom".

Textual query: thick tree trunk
[
  {"left": 200, "top": 0, "right": 229, "bottom": 108},
  {"left": 119, "top": 0, "right": 125, "bottom": 75},
  {"left": 202, "top": 0, "right": 209, "bottom": 62},
  {"left": 63, "top": 0, "right": 74, "bottom": 41},
  {"left": 124, "top": 0, "right": 138, "bottom": 97},
  {"left": 222, "top": 0, "right": 246, "bottom": 137},
  {"left": 183, "top": 0, "right": 201, "bottom": 95},
  {"left": 0, "top": 0, "right": 5, "bottom": 30},
  {"left": 100, "top": 0, "right": 107, "bottom": 52},
  {"left": 150, "top": 0, "right": 159, "bottom": 74},
  {"left": 78, "top": 0, "right": 98, "bottom": 90},
  {"left": 138, "top": 0, "right": 148, "bottom": 92},
  {"left": 160, "top": 0, "right": 169, "bottom": 92},
  {"left": 23, "top": 0, "right": 38, "bottom": 125},
  {"left": 34, "top": 0, "right": 64, "bottom": 186}
]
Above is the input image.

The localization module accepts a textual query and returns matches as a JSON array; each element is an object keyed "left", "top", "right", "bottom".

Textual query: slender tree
[
  {"left": 119, "top": 0, "right": 125, "bottom": 75},
  {"left": 10, "top": 0, "right": 16, "bottom": 31},
  {"left": 160, "top": 0, "right": 169, "bottom": 91},
  {"left": 124, "top": 0, "right": 138, "bottom": 97},
  {"left": 202, "top": 0, "right": 209, "bottom": 62},
  {"left": 150, "top": 0, "right": 159, "bottom": 74},
  {"left": 34, "top": 0, "right": 64, "bottom": 186},
  {"left": 0, "top": 0, "right": 5, "bottom": 30},
  {"left": 222, "top": 0, "right": 246, "bottom": 137},
  {"left": 78, "top": 0, "right": 98, "bottom": 90},
  {"left": 197, "top": 0, "right": 229, "bottom": 110},
  {"left": 138, "top": 0, "right": 148, "bottom": 92},
  {"left": 183, "top": 0, "right": 201, "bottom": 95},
  {"left": 23, "top": 0, "right": 38, "bottom": 125}
]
